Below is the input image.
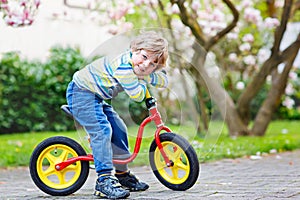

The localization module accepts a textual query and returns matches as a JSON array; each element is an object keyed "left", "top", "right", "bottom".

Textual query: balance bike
[{"left": 29, "top": 89, "right": 199, "bottom": 196}]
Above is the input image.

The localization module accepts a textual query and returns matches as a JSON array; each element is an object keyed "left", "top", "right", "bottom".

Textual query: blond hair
[{"left": 130, "top": 31, "right": 168, "bottom": 69}]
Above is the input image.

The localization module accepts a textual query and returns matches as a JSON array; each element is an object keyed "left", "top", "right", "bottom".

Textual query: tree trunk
[
  {"left": 237, "top": 0, "right": 294, "bottom": 124},
  {"left": 252, "top": 49, "right": 299, "bottom": 136},
  {"left": 195, "top": 82, "right": 209, "bottom": 131},
  {"left": 266, "top": 0, "right": 277, "bottom": 17},
  {"left": 179, "top": 69, "right": 203, "bottom": 135},
  {"left": 237, "top": 57, "right": 281, "bottom": 124},
  {"left": 198, "top": 66, "right": 249, "bottom": 136},
  {"left": 192, "top": 46, "right": 249, "bottom": 136}
]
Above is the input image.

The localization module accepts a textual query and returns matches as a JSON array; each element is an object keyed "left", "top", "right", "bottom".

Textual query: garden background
[{"left": 0, "top": 0, "right": 299, "bottom": 167}]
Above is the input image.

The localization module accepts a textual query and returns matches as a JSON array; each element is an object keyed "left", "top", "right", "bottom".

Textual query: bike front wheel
[
  {"left": 149, "top": 133, "right": 199, "bottom": 191},
  {"left": 29, "top": 136, "right": 90, "bottom": 196}
]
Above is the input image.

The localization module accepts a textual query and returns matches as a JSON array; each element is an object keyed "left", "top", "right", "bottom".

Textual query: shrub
[{"left": 0, "top": 47, "right": 85, "bottom": 134}]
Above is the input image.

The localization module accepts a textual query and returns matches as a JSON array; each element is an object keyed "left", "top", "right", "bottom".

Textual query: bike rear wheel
[
  {"left": 149, "top": 133, "right": 199, "bottom": 191},
  {"left": 29, "top": 136, "right": 89, "bottom": 196}
]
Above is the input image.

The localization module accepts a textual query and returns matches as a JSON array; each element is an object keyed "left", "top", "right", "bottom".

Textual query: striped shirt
[{"left": 73, "top": 50, "right": 168, "bottom": 102}]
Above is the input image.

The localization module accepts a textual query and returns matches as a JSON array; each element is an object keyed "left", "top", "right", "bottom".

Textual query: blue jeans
[{"left": 66, "top": 81, "right": 130, "bottom": 175}]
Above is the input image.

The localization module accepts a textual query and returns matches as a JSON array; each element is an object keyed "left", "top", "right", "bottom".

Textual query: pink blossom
[
  {"left": 289, "top": 72, "right": 298, "bottom": 81},
  {"left": 264, "top": 17, "right": 280, "bottom": 29},
  {"left": 229, "top": 53, "right": 238, "bottom": 62},
  {"left": 198, "top": 18, "right": 208, "bottom": 28},
  {"left": 285, "top": 83, "right": 294, "bottom": 96},
  {"left": 203, "top": 27, "right": 212, "bottom": 35},
  {"left": 243, "top": 55, "right": 256, "bottom": 65},
  {"left": 149, "top": 10, "right": 157, "bottom": 20},
  {"left": 34, "top": 0, "right": 40, "bottom": 8},
  {"left": 241, "top": 0, "right": 254, "bottom": 8},
  {"left": 171, "top": 19, "right": 185, "bottom": 30},
  {"left": 227, "top": 32, "right": 238, "bottom": 40},
  {"left": 108, "top": 6, "right": 129, "bottom": 20},
  {"left": 242, "top": 33, "right": 254, "bottom": 43},
  {"left": 282, "top": 96, "right": 295, "bottom": 109},
  {"left": 244, "top": 7, "right": 262, "bottom": 24},
  {"left": 121, "top": 21, "right": 134, "bottom": 32},
  {"left": 148, "top": 0, "right": 158, "bottom": 5},
  {"left": 236, "top": 81, "right": 245, "bottom": 90},
  {"left": 239, "top": 43, "right": 251, "bottom": 52},
  {"left": 197, "top": 10, "right": 211, "bottom": 20},
  {"left": 258, "top": 48, "right": 271, "bottom": 64},
  {"left": 210, "top": 21, "right": 226, "bottom": 32},
  {"left": 134, "top": 0, "right": 144, "bottom": 6},
  {"left": 171, "top": 4, "right": 180, "bottom": 14},
  {"left": 203, "top": 26, "right": 217, "bottom": 36},
  {"left": 275, "top": 0, "right": 284, "bottom": 8},
  {"left": 116, "top": 8, "right": 128, "bottom": 19},
  {"left": 1, "top": 0, "right": 40, "bottom": 27},
  {"left": 191, "top": 1, "right": 201, "bottom": 11},
  {"left": 108, "top": 25, "right": 118, "bottom": 35},
  {"left": 212, "top": 9, "right": 224, "bottom": 22},
  {"left": 211, "top": 0, "right": 219, "bottom": 6},
  {"left": 1, "top": 3, "right": 9, "bottom": 10},
  {"left": 20, "top": 0, "right": 26, "bottom": 7}
]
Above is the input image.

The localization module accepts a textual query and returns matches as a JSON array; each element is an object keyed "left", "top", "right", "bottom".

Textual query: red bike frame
[{"left": 55, "top": 91, "right": 172, "bottom": 171}]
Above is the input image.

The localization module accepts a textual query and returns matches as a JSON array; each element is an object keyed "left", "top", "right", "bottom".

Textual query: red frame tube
[
  {"left": 55, "top": 154, "right": 93, "bottom": 171},
  {"left": 113, "top": 116, "right": 152, "bottom": 164},
  {"left": 55, "top": 105, "right": 172, "bottom": 171}
]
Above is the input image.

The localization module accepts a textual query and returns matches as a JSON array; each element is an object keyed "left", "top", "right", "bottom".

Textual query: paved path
[{"left": 1, "top": 150, "right": 299, "bottom": 200}]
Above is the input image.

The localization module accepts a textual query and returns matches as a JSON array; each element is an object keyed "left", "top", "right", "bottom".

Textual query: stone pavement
[{"left": 1, "top": 150, "right": 299, "bottom": 200}]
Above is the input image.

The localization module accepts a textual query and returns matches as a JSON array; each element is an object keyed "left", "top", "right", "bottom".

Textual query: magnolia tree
[
  {"left": 0, "top": 0, "right": 40, "bottom": 26},
  {"left": 168, "top": 0, "right": 300, "bottom": 136},
  {"left": 1, "top": 0, "right": 299, "bottom": 136},
  {"left": 61, "top": 0, "right": 300, "bottom": 136}
]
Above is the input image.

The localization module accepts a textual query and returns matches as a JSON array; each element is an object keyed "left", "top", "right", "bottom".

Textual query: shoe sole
[
  {"left": 94, "top": 190, "right": 130, "bottom": 199},
  {"left": 122, "top": 185, "right": 149, "bottom": 192}
]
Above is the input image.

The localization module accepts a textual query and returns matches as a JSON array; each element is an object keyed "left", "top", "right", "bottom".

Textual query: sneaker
[
  {"left": 115, "top": 171, "right": 149, "bottom": 192},
  {"left": 94, "top": 175, "right": 130, "bottom": 199}
]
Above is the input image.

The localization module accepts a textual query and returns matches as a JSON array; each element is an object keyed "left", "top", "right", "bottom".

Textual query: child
[{"left": 66, "top": 31, "right": 168, "bottom": 199}]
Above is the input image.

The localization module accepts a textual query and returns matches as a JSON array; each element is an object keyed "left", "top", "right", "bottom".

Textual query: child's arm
[
  {"left": 114, "top": 66, "right": 146, "bottom": 102},
  {"left": 114, "top": 67, "right": 168, "bottom": 102},
  {"left": 143, "top": 70, "right": 168, "bottom": 88}
]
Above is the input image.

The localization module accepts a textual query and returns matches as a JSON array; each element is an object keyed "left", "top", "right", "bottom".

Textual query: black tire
[
  {"left": 29, "top": 136, "right": 90, "bottom": 196},
  {"left": 149, "top": 133, "right": 199, "bottom": 191}
]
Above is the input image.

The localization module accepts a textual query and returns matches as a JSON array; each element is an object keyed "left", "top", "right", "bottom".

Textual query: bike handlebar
[{"left": 145, "top": 88, "right": 157, "bottom": 109}]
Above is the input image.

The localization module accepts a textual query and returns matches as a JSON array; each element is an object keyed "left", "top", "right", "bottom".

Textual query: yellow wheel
[
  {"left": 30, "top": 136, "right": 89, "bottom": 196},
  {"left": 149, "top": 133, "right": 199, "bottom": 191}
]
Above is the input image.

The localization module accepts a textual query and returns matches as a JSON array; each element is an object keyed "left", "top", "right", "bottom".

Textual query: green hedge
[{"left": 0, "top": 47, "right": 85, "bottom": 134}]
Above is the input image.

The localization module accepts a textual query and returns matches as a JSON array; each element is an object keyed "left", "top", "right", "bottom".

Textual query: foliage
[
  {"left": 0, "top": 47, "right": 85, "bottom": 134},
  {"left": 0, "top": 52, "right": 43, "bottom": 133}
]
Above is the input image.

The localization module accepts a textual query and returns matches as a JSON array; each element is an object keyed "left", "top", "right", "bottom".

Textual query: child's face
[{"left": 132, "top": 50, "right": 157, "bottom": 76}]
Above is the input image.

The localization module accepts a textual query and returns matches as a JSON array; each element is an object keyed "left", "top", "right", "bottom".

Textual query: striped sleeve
[
  {"left": 144, "top": 70, "right": 168, "bottom": 88},
  {"left": 114, "top": 64, "right": 146, "bottom": 102}
]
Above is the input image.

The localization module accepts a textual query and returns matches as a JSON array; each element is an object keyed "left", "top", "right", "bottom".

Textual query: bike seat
[{"left": 61, "top": 105, "right": 73, "bottom": 118}]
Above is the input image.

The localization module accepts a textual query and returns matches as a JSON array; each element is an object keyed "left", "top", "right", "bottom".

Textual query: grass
[
  {"left": 0, "top": 120, "right": 299, "bottom": 167},
  {"left": 196, "top": 120, "right": 300, "bottom": 162}
]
